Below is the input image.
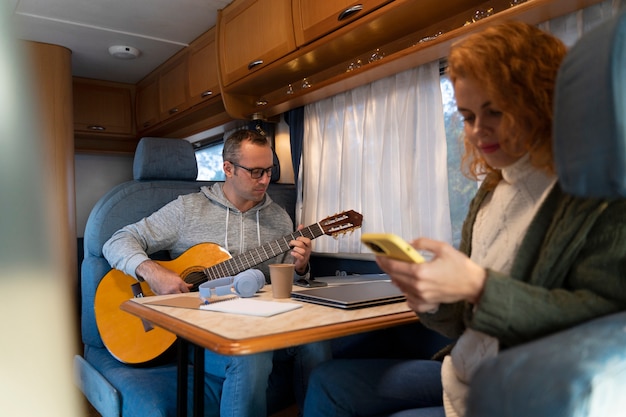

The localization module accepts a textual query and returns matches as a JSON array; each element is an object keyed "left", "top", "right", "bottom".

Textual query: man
[{"left": 103, "top": 129, "right": 331, "bottom": 416}]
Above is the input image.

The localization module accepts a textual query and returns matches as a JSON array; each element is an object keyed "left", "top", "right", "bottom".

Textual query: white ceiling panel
[
  {"left": 15, "top": 0, "right": 226, "bottom": 43},
  {"left": 12, "top": 0, "right": 232, "bottom": 83},
  {"left": 13, "top": 13, "right": 184, "bottom": 83}
]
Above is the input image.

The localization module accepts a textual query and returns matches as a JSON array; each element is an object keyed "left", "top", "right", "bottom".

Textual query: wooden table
[{"left": 121, "top": 283, "right": 418, "bottom": 416}]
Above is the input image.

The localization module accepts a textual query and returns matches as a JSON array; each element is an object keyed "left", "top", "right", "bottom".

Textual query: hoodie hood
[{"left": 200, "top": 182, "right": 275, "bottom": 213}]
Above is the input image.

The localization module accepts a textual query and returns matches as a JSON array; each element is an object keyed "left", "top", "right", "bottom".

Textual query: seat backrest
[
  {"left": 81, "top": 137, "right": 296, "bottom": 349},
  {"left": 553, "top": 9, "right": 626, "bottom": 198}
]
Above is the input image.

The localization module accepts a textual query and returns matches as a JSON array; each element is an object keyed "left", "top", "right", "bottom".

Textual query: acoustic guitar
[{"left": 94, "top": 210, "right": 363, "bottom": 364}]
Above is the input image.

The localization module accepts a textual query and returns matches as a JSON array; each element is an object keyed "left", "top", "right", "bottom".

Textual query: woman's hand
[{"left": 375, "top": 237, "right": 486, "bottom": 313}]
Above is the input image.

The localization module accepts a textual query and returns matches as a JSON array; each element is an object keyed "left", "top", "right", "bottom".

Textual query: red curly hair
[{"left": 447, "top": 21, "right": 567, "bottom": 189}]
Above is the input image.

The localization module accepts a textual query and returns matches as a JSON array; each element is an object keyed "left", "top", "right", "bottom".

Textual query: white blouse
[{"left": 442, "top": 155, "right": 556, "bottom": 417}]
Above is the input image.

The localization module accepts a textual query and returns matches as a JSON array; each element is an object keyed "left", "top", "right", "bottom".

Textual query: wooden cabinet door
[
  {"left": 218, "top": 0, "right": 296, "bottom": 86},
  {"left": 135, "top": 74, "right": 160, "bottom": 131},
  {"left": 73, "top": 79, "right": 133, "bottom": 135},
  {"left": 188, "top": 28, "right": 219, "bottom": 107},
  {"left": 292, "top": 0, "right": 393, "bottom": 46},
  {"left": 159, "top": 53, "right": 190, "bottom": 120}
]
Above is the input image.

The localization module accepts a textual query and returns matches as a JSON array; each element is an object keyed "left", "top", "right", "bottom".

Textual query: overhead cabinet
[
  {"left": 73, "top": 78, "right": 134, "bottom": 137},
  {"left": 73, "top": 78, "right": 140, "bottom": 153},
  {"left": 217, "top": 0, "right": 296, "bottom": 86},
  {"left": 159, "top": 52, "right": 190, "bottom": 121},
  {"left": 292, "top": 0, "right": 392, "bottom": 46},
  {"left": 188, "top": 28, "right": 220, "bottom": 107},
  {"left": 135, "top": 73, "right": 160, "bottom": 131}
]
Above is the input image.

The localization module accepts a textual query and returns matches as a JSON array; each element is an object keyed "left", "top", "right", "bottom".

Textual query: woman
[{"left": 302, "top": 21, "right": 626, "bottom": 417}]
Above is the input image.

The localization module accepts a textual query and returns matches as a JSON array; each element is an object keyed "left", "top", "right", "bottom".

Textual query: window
[
  {"left": 440, "top": 74, "right": 477, "bottom": 248},
  {"left": 195, "top": 141, "right": 225, "bottom": 181}
]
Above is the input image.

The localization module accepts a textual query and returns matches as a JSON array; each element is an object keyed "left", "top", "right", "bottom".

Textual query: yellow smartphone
[{"left": 361, "top": 233, "right": 425, "bottom": 263}]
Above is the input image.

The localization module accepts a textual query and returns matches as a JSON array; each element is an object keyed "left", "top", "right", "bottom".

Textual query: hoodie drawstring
[
  {"left": 256, "top": 210, "right": 261, "bottom": 247},
  {"left": 224, "top": 207, "right": 262, "bottom": 253},
  {"left": 224, "top": 208, "right": 230, "bottom": 252}
]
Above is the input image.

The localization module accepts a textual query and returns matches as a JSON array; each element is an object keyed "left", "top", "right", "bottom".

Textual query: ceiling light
[{"left": 108, "top": 45, "right": 141, "bottom": 59}]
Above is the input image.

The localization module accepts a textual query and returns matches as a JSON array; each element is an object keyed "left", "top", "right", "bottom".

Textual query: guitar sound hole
[{"left": 185, "top": 271, "right": 208, "bottom": 292}]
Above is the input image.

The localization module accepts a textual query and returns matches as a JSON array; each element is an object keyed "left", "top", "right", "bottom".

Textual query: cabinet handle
[
  {"left": 201, "top": 90, "right": 213, "bottom": 98},
  {"left": 87, "top": 125, "right": 106, "bottom": 131},
  {"left": 248, "top": 60, "right": 264, "bottom": 70},
  {"left": 337, "top": 4, "right": 363, "bottom": 21},
  {"left": 169, "top": 108, "right": 179, "bottom": 115}
]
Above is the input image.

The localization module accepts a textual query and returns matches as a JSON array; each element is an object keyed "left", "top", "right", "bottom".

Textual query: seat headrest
[
  {"left": 133, "top": 137, "right": 198, "bottom": 181},
  {"left": 553, "top": 10, "right": 626, "bottom": 198}
]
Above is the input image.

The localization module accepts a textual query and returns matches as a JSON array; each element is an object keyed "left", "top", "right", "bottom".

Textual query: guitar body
[{"left": 95, "top": 242, "right": 231, "bottom": 364}]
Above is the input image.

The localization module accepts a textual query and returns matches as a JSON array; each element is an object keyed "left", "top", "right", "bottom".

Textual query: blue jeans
[
  {"left": 204, "top": 340, "right": 332, "bottom": 417},
  {"left": 302, "top": 358, "right": 444, "bottom": 417}
]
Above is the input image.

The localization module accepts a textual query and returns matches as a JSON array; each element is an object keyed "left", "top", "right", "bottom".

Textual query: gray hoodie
[{"left": 102, "top": 183, "right": 295, "bottom": 282}]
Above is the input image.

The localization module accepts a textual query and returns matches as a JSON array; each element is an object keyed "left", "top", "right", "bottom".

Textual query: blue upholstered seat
[
  {"left": 466, "top": 10, "right": 626, "bottom": 417},
  {"left": 74, "top": 137, "right": 296, "bottom": 417}
]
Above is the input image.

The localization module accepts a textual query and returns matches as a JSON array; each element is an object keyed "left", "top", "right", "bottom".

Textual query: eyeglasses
[{"left": 228, "top": 161, "right": 275, "bottom": 179}]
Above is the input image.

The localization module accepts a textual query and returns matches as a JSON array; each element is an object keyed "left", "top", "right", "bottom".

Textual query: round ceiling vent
[{"left": 108, "top": 45, "right": 141, "bottom": 59}]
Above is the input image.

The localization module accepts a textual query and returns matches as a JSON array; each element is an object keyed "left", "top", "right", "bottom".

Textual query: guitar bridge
[{"left": 131, "top": 282, "right": 154, "bottom": 332}]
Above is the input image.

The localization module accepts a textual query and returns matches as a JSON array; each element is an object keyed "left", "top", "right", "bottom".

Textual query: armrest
[
  {"left": 467, "top": 311, "right": 626, "bottom": 417},
  {"left": 74, "top": 355, "right": 120, "bottom": 417}
]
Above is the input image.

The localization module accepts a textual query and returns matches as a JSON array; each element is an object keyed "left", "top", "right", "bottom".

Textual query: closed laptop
[{"left": 291, "top": 281, "right": 405, "bottom": 309}]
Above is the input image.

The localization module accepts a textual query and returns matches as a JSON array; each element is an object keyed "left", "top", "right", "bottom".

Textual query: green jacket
[{"left": 420, "top": 179, "right": 626, "bottom": 350}]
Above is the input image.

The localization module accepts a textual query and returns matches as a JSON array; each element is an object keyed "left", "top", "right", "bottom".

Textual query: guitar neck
[{"left": 202, "top": 223, "right": 323, "bottom": 280}]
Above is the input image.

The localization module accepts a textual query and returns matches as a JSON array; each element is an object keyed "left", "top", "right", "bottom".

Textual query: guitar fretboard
[{"left": 202, "top": 223, "right": 323, "bottom": 281}]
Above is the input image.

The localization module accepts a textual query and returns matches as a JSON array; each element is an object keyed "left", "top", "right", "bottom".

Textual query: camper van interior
[{"left": 3, "top": 0, "right": 625, "bottom": 416}]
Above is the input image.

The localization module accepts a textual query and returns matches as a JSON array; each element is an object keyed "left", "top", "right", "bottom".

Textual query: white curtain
[{"left": 298, "top": 61, "right": 450, "bottom": 253}]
